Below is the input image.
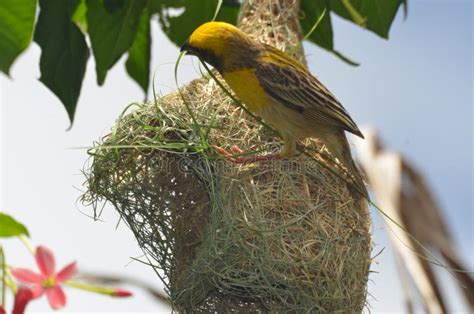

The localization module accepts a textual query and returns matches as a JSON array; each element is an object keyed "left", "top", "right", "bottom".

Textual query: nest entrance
[{"left": 83, "top": 77, "right": 372, "bottom": 312}]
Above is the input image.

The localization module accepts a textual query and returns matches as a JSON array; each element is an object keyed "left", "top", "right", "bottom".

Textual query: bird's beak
[{"left": 180, "top": 39, "right": 190, "bottom": 54}]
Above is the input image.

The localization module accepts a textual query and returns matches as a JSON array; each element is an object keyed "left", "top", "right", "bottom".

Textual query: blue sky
[
  {"left": 1, "top": 0, "right": 472, "bottom": 312},
  {"left": 305, "top": 0, "right": 473, "bottom": 253},
  {"left": 303, "top": 0, "right": 472, "bottom": 311},
  {"left": 304, "top": 1, "right": 472, "bottom": 311}
]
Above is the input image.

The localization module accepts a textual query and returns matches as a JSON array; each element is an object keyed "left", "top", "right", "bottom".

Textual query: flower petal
[
  {"left": 46, "top": 286, "right": 67, "bottom": 310},
  {"left": 11, "top": 268, "right": 43, "bottom": 284},
  {"left": 35, "top": 246, "right": 56, "bottom": 276},
  {"left": 56, "top": 261, "right": 77, "bottom": 283},
  {"left": 0, "top": 304, "right": 6, "bottom": 314},
  {"left": 113, "top": 288, "right": 133, "bottom": 297},
  {"left": 13, "top": 287, "right": 34, "bottom": 314},
  {"left": 30, "top": 285, "right": 45, "bottom": 299}
]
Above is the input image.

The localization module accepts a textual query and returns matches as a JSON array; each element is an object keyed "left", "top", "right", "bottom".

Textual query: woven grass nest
[
  {"left": 83, "top": 73, "right": 372, "bottom": 312},
  {"left": 83, "top": 1, "right": 371, "bottom": 312}
]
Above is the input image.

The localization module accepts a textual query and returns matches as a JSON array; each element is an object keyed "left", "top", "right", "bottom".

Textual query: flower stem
[
  {"left": 0, "top": 246, "right": 5, "bottom": 308},
  {"left": 64, "top": 280, "right": 127, "bottom": 297},
  {"left": 18, "top": 235, "right": 35, "bottom": 255},
  {"left": 5, "top": 272, "right": 17, "bottom": 294}
]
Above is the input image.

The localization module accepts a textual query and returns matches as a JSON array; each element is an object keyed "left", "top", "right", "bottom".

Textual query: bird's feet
[{"left": 214, "top": 145, "right": 282, "bottom": 164}]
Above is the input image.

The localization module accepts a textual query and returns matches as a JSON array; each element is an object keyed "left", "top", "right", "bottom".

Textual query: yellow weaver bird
[{"left": 181, "top": 22, "right": 366, "bottom": 193}]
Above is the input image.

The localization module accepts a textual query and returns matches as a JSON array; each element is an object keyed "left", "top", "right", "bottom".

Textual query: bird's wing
[{"left": 255, "top": 59, "right": 363, "bottom": 138}]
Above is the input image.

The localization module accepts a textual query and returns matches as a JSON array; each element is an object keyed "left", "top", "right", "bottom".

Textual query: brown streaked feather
[{"left": 255, "top": 50, "right": 364, "bottom": 139}]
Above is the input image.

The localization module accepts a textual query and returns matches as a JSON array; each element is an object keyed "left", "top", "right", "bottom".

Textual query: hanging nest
[
  {"left": 82, "top": 0, "right": 372, "bottom": 312},
  {"left": 82, "top": 76, "right": 371, "bottom": 312}
]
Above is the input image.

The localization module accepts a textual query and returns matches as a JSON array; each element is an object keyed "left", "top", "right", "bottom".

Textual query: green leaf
[
  {"left": 222, "top": 0, "right": 240, "bottom": 5},
  {"left": 215, "top": 1, "right": 239, "bottom": 24},
  {"left": 148, "top": 0, "right": 178, "bottom": 14},
  {"left": 0, "top": 0, "right": 37, "bottom": 75},
  {"left": 339, "top": 0, "right": 367, "bottom": 27},
  {"left": 0, "top": 213, "right": 29, "bottom": 238},
  {"left": 402, "top": 0, "right": 408, "bottom": 19},
  {"left": 330, "top": 0, "right": 403, "bottom": 38},
  {"left": 158, "top": 0, "right": 239, "bottom": 47},
  {"left": 72, "top": 0, "right": 88, "bottom": 34},
  {"left": 300, "top": 0, "right": 333, "bottom": 50},
  {"left": 332, "top": 49, "right": 360, "bottom": 66},
  {"left": 87, "top": 0, "right": 147, "bottom": 85},
  {"left": 125, "top": 8, "right": 151, "bottom": 94},
  {"left": 104, "top": 0, "right": 126, "bottom": 13},
  {"left": 300, "top": 2, "right": 358, "bottom": 66},
  {"left": 34, "top": 0, "right": 90, "bottom": 124},
  {"left": 148, "top": 0, "right": 184, "bottom": 14}
]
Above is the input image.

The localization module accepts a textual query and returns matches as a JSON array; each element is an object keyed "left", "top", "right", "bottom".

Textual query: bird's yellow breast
[{"left": 223, "top": 69, "right": 267, "bottom": 113}]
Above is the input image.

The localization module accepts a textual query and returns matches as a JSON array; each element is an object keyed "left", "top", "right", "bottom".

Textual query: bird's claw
[{"left": 214, "top": 145, "right": 249, "bottom": 163}]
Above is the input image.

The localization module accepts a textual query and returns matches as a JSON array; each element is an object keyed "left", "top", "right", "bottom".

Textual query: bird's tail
[{"left": 322, "top": 131, "right": 368, "bottom": 198}]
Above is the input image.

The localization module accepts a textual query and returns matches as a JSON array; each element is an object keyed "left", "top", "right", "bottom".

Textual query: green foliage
[
  {"left": 214, "top": 2, "right": 240, "bottom": 27},
  {"left": 300, "top": 0, "right": 403, "bottom": 64},
  {"left": 0, "top": 0, "right": 405, "bottom": 124},
  {"left": 86, "top": 0, "right": 147, "bottom": 85},
  {"left": 157, "top": 0, "right": 239, "bottom": 46},
  {"left": 72, "top": 0, "right": 88, "bottom": 33},
  {"left": 34, "top": 0, "right": 90, "bottom": 124},
  {"left": 125, "top": 8, "right": 151, "bottom": 94},
  {"left": 103, "top": 0, "right": 126, "bottom": 13},
  {"left": 330, "top": 0, "right": 404, "bottom": 38},
  {"left": 300, "top": 0, "right": 333, "bottom": 51},
  {"left": 148, "top": 0, "right": 183, "bottom": 12},
  {"left": 0, "top": 0, "right": 36, "bottom": 75},
  {"left": 0, "top": 213, "right": 29, "bottom": 238}
]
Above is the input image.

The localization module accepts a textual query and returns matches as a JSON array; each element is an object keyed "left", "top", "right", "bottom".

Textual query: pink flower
[
  {"left": 0, "top": 304, "right": 6, "bottom": 314},
  {"left": 11, "top": 246, "right": 77, "bottom": 310},
  {"left": 12, "top": 287, "right": 34, "bottom": 314}
]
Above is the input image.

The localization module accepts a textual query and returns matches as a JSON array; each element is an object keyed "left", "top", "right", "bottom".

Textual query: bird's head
[{"left": 180, "top": 21, "right": 259, "bottom": 72}]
